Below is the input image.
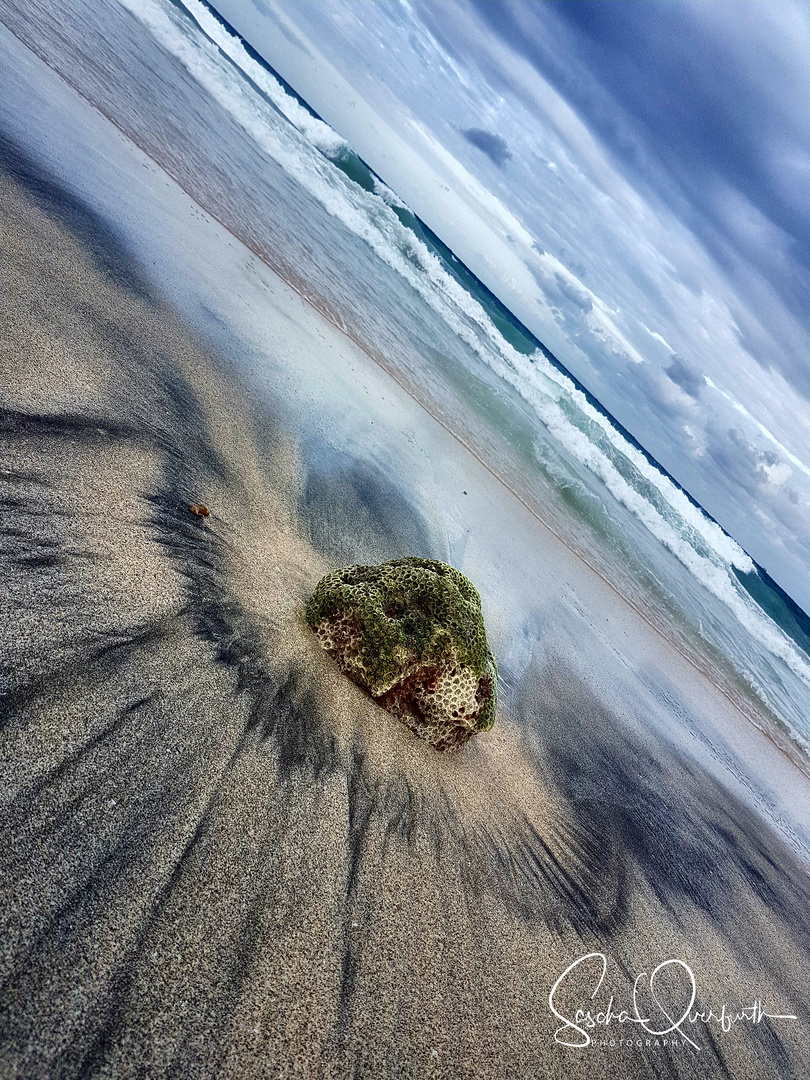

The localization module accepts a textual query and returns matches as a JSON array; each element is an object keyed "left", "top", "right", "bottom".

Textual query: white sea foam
[
  {"left": 177, "top": 0, "right": 349, "bottom": 158},
  {"left": 371, "top": 176, "right": 412, "bottom": 212},
  {"left": 119, "top": 0, "right": 810, "bottom": 690}
]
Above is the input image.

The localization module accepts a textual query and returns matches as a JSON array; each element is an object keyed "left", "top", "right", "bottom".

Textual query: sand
[{"left": 1, "top": 49, "right": 809, "bottom": 1080}]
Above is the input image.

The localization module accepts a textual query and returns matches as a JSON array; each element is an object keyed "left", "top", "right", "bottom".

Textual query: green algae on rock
[{"left": 306, "top": 557, "right": 497, "bottom": 751}]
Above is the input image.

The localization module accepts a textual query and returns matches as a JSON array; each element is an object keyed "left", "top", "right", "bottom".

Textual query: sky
[{"left": 209, "top": 0, "right": 809, "bottom": 609}]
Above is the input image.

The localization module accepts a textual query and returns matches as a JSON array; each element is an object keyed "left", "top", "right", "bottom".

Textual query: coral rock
[{"left": 306, "top": 557, "right": 497, "bottom": 751}]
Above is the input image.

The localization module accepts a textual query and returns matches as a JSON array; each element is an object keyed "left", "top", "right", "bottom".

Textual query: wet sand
[{"left": 1, "top": 98, "right": 809, "bottom": 1080}]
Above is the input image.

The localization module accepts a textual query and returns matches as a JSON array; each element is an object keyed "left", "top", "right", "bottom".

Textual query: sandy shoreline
[
  {"left": 1, "top": 2, "right": 802, "bottom": 782},
  {"left": 1, "top": 29, "right": 809, "bottom": 1079}
]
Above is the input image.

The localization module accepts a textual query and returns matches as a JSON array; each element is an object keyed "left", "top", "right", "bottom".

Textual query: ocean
[{"left": 6, "top": 0, "right": 808, "bottom": 757}]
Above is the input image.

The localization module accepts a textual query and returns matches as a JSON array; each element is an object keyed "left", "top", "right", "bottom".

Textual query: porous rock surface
[{"left": 305, "top": 557, "right": 497, "bottom": 751}]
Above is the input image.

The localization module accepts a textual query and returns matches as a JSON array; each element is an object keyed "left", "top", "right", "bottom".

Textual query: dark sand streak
[{"left": 1, "top": 118, "right": 809, "bottom": 1079}]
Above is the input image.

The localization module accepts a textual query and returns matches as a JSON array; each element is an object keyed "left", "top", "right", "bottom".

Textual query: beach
[{"left": 1, "top": 7, "right": 809, "bottom": 1079}]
